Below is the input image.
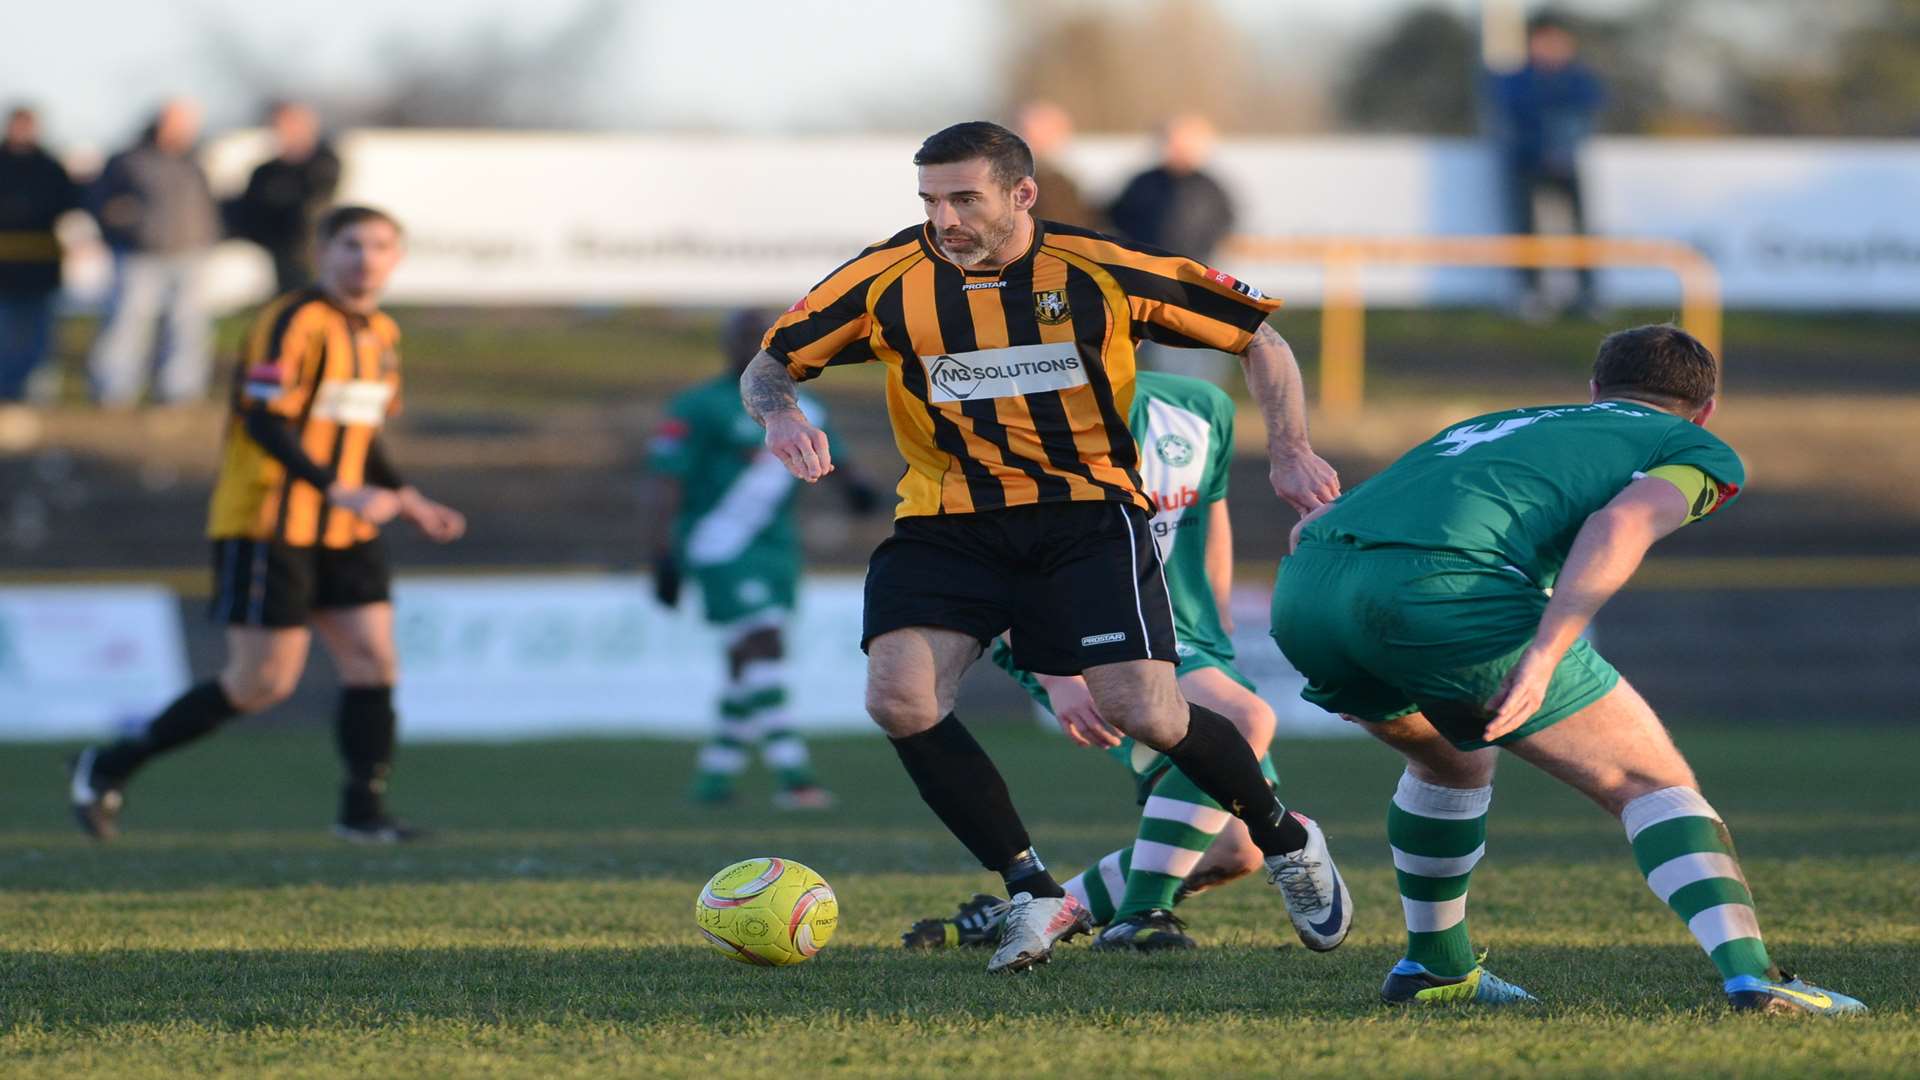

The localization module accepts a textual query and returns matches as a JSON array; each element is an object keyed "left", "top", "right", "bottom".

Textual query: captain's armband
[{"left": 1640, "top": 464, "right": 1734, "bottom": 526}]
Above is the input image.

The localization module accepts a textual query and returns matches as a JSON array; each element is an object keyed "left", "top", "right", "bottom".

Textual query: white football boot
[
  {"left": 985, "top": 892, "right": 1093, "bottom": 973},
  {"left": 1264, "top": 811, "right": 1352, "bottom": 951}
]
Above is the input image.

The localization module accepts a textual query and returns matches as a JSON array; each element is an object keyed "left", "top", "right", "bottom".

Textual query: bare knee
[
  {"left": 1217, "top": 696, "right": 1276, "bottom": 757},
  {"left": 1585, "top": 763, "right": 1700, "bottom": 817},
  {"left": 220, "top": 661, "right": 302, "bottom": 713},
  {"left": 865, "top": 677, "right": 940, "bottom": 738},
  {"left": 1357, "top": 713, "right": 1496, "bottom": 789},
  {"left": 330, "top": 639, "right": 398, "bottom": 687}
]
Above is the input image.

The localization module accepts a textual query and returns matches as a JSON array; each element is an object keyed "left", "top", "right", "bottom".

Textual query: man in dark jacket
[
  {"left": 0, "top": 106, "right": 81, "bottom": 402},
  {"left": 1108, "top": 114, "right": 1236, "bottom": 265},
  {"left": 86, "top": 98, "right": 220, "bottom": 406},
  {"left": 1109, "top": 114, "right": 1239, "bottom": 382},
  {"left": 229, "top": 102, "right": 341, "bottom": 292},
  {"left": 1486, "top": 12, "right": 1606, "bottom": 318}
]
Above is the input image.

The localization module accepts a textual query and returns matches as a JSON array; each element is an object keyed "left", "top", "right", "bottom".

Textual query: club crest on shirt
[
  {"left": 1154, "top": 433, "right": 1195, "bottom": 467},
  {"left": 1032, "top": 289, "right": 1071, "bottom": 325}
]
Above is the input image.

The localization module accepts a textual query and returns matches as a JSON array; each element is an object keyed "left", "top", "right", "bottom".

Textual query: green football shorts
[
  {"left": 692, "top": 555, "right": 798, "bottom": 627},
  {"left": 1270, "top": 539, "right": 1619, "bottom": 751}
]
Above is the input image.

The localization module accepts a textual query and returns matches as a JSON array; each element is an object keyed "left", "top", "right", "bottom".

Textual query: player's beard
[{"left": 939, "top": 209, "right": 1018, "bottom": 268}]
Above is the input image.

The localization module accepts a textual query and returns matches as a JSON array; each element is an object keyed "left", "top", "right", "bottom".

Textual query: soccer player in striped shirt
[
  {"left": 904, "top": 371, "right": 1325, "bottom": 953},
  {"left": 1272, "top": 325, "right": 1864, "bottom": 1014},
  {"left": 742, "top": 121, "right": 1348, "bottom": 973},
  {"left": 68, "top": 206, "right": 464, "bottom": 844}
]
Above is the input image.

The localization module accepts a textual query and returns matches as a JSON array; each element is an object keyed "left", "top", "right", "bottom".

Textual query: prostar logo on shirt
[{"left": 922, "top": 343, "right": 1088, "bottom": 403}]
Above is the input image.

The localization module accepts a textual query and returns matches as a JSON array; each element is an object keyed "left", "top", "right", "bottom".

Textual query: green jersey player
[
  {"left": 647, "top": 309, "right": 881, "bottom": 810},
  {"left": 904, "top": 371, "right": 1348, "bottom": 954},
  {"left": 1272, "top": 324, "right": 1863, "bottom": 1015}
]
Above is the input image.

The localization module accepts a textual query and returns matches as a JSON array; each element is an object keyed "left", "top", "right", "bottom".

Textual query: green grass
[{"left": 3, "top": 724, "right": 1916, "bottom": 1078}]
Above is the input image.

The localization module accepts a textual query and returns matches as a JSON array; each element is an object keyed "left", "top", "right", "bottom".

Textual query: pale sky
[{"left": 5, "top": 0, "right": 1648, "bottom": 150}]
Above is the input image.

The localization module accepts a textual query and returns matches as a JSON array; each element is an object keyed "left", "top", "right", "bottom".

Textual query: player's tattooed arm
[
  {"left": 741, "top": 350, "right": 834, "bottom": 481},
  {"left": 741, "top": 349, "right": 802, "bottom": 425},
  {"left": 1240, "top": 323, "right": 1341, "bottom": 513}
]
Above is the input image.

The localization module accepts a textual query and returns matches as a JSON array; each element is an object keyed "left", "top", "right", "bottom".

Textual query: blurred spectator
[
  {"left": 1108, "top": 114, "right": 1236, "bottom": 263},
  {"left": 86, "top": 98, "right": 219, "bottom": 406},
  {"left": 1109, "top": 114, "right": 1238, "bottom": 382},
  {"left": 0, "top": 105, "right": 80, "bottom": 403},
  {"left": 227, "top": 101, "right": 341, "bottom": 292},
  {"left": 1486, "top": 12, "right": 1606, "bottom": 319},
  {"left": 1016, "top": 101, "right": 1100, "bottom": 231}
]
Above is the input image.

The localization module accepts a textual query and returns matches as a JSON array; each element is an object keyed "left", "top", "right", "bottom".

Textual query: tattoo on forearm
[
  {"left": 1243, "top": 325, "right": 1308, "bottom": 447},
  {"left": 741, "top": 352, "right": 800, "bottom": 426}
]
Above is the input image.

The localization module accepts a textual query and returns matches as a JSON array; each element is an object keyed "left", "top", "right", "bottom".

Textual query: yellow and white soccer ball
[{"left": 694, "top": 857, "right": 839, "bottom": 966}]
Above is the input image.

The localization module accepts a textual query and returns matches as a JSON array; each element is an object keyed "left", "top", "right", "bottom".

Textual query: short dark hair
[
  {"left": 1591, "top": 324, "right": 1718, "bottom": 410},
  {"left": 913, "top": 121, "right": 1034, "bottom": 190},
  {"left": 1528, "top": 10, "right": 1574, "bottom": 35},
  {"left": 317, "top": 205, "right": 403, "bottom": 245}
]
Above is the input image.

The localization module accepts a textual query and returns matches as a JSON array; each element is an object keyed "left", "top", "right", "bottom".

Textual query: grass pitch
[{"left": 2, "top": 723, "right": 1915, "bottom": 1078}]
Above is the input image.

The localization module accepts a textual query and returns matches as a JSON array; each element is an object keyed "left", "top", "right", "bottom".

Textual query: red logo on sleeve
[
  {"left": 245, "top": 362, "right": 284, "bottom": 383},
  {"left": 785, "top": 297, "right": 807, "bottom": 314},
  {"left": 1204, "top": 268, "right": 1237, "bottom": 289}
]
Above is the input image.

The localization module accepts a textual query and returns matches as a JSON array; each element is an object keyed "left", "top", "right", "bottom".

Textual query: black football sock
[
  {"left": 92, "top": 680, "right": 239, "bottom": 784},
  {"left": 890, "top": 713, "right": 1063, "bottom": 898},
  {"left": 1001, "top": 846, "right": 1065, "bottom": 900},
  {"left": 1160, "top": 703, "right": 1309, "bottom": 857},
  {"left": 336, "top": 685, "right": 397, "bottom": 824}
]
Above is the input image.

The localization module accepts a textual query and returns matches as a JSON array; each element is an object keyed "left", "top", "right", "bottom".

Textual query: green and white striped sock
[
  {"left": 1066, "top": 755, "right": 1278, "bottom": 924},
  {"left": 1388, "top": 770, "right": 1491, "bottom": 979},
  {"left": 1113, "top": 767, "right": 1231, "bottom": 920},
  {"left": 1622, "top": 786, "right": 1774, "bottom": 981},
  {"left": 741, "top": 659, "right": 815, "bottom": 789},
  {"left": 692, "top": 688, "right": 757, "bottom": 797},
  {"left": 1062, "top": 847, "right": 1133, "bottom": 926}
]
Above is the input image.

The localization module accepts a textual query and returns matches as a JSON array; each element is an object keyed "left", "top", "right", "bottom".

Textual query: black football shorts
[
  {"left": 861, "top": 500, "right": 1178, "bottom": 676},
  {"left": 208, "top": 537, "right": 393, "bottom": 628}
]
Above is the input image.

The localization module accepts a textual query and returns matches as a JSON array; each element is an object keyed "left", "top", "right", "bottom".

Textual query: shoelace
[{"left": 1269, "top": 857, "right": 1326, "bottom": 907}]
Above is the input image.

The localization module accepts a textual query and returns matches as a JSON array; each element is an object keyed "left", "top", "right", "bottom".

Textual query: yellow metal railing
[{"left": 1224, "top": 235, "right": 1723, "bottom": 417}]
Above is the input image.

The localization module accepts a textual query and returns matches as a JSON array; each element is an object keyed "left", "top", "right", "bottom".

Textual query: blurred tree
[
  {"left": 196, "top": 0, "right": 625, "bottom": 129},
  {"left": 1338, "top": 6, "right": 1478, "bottom": 133},
  {"left": 1744, "top": 0, "right": 1920, "bottom": 134},
  {"left": 999, "top": 0, "right": 1326, "bottom": 133}
]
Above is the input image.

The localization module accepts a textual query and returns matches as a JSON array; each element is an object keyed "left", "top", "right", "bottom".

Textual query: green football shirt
[
  {"left": 1129, "top": 370, "right": 1236, "bottom": 660},
  {"left": 649, "top": 375, "right": 832, "bottom": 568},
  {"left": 1302, "top": 400, "right": 1745, "bottom": 590}
]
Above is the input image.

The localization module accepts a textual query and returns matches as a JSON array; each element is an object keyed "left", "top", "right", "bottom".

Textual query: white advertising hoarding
[
  {"left": 0, "top": 586, "right": 190, "bottom": 740},
  {"left": 390, "top": 574, "right": 872, "bottom": 740},
  {"left": 163, "top": 132, "right": 1920, "bottom": 311}
]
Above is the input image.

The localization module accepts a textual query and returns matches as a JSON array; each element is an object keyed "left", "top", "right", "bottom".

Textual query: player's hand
[
  {"left": 398, "top": 488, "right": 467, "bottom": 543},
  {"left": 652, "top": 550, "right": 682, "bottom": 608},
  {"left": 1482, "top": 645, "right": 1560, "bottom": 742},
  {"left": 765, "top": 409, "right": 833, "bottom": 482},
  {"left": 328, "top": 483, "right": 403, "bottom": 526},
  {"left": 1288, "top": 502, "right": 1333, "bottom": 554},
  {"left": 1038, "top": 674, "right": 1123, "bottom": 749},
  {"left": 1269, "top": 445, "right": 1341, "bottom": 514}
]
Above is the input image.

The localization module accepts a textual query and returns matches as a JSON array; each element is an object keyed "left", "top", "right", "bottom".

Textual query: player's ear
[
  {"left": 1692, "top": 396, "right": 1717, "bottom": 426},
  {"left": 1011, "top": 175, "right": 1038, "bottom": 213},
  {"left": 1588, "top": 379, "right": 1600, "bottom": 404}
]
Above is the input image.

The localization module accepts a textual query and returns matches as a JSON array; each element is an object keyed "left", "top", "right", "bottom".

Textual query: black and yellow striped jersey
[
  {"left": 207, "top": 288, "right": 403, "bottom": 547},
  {"left": 763, "top": 220, "right": 1280, "bottom": 518}
]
